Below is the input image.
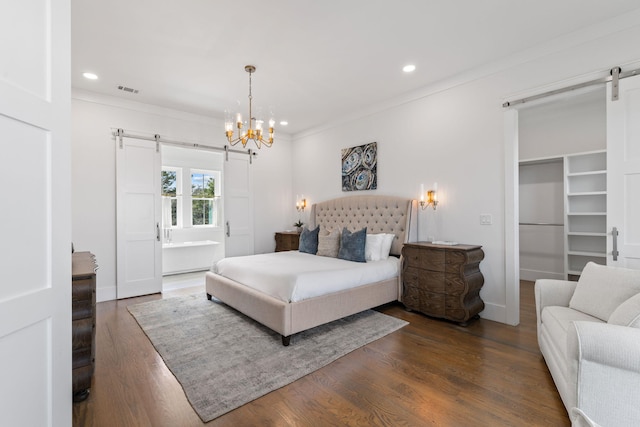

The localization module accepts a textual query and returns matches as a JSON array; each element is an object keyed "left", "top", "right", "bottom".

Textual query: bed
[{"left": 205, "top": 195, "right": 417, "bottom": 345}]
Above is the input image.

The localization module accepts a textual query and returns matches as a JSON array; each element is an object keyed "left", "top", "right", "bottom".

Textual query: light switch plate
[{"left": 480, "top": 214, "right": 492, "bottom": 225}]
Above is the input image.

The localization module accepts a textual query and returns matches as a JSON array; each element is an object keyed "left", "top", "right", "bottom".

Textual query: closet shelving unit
[{"left": 564, "top": 150, "right": 607, "bottom": 278}]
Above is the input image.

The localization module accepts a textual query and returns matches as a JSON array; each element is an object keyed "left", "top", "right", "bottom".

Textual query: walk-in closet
[{"left": 518, "top": 89, "right": 606, "bottom": 281}]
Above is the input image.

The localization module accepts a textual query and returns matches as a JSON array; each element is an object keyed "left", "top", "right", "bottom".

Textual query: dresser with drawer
[
  {"left": 401, "top": 242, "right": 484, "bottom": 325},
  {"left": 72, "top": 251, "right": 97, "bottom": 402}
]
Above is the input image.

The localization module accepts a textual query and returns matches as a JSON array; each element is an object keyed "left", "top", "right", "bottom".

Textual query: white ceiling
[{"left": 71, "top": 0, "right": 640, "bottom": 135}]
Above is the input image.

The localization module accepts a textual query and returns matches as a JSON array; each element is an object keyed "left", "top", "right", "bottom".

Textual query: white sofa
[{"left": 535, "top": 262, "right": 640, "bottom": 427}]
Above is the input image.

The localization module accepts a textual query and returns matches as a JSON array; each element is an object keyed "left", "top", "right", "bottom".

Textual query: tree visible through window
[
  {"left": 192, "top": 172, "right": 217, "bottom": 226},
  {"left": 161, "top": 170, "right": 178, "bottom": 227}
]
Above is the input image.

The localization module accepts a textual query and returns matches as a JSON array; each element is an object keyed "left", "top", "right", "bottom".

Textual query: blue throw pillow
[
  {"left": 298, "top": 226, "right": 320, "bottom": 254},
  {"left": 338, "top": 227, "right": 367, "bottom": 262}
]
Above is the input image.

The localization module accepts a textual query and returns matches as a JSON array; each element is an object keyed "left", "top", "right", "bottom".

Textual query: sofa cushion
[
  {"left": 608, "top": 292, "right": 640, "bottom": 328},
  {"left": 569, "top": 262, "right": 640, "bottom": 321},
  {"left": 541, "top": 306, "right": 602, "bottom": 361}
]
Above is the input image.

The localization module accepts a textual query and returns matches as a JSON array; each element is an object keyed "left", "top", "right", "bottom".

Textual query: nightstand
[
  {"left": 401, "top": 242, "right": 484, "bottom": 325},
  {"left": 275, "top": 231, "right": 301, "bottom": 251}
]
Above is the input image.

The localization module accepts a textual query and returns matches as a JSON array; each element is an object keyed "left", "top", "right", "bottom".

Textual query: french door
[
  {"left": 116, "top": 136, "right": 162, "bottom": 298},
  {"left": 607, "top": 74, "right": 640, "bottom": 268}
]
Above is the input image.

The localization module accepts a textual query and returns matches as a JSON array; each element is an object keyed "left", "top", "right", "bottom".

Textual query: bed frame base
[{"left": 205, "top": 271, "right": 400, "bottom": 346}]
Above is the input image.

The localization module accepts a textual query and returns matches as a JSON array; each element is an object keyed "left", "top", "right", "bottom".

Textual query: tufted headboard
[{"left": 308, "top": 195, "right": 417, "bottom": 256}]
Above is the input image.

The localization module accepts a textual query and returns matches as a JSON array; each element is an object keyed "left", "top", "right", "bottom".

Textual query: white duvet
[{"left": 212, "top": 251, "right": 399, "bottom": 303}]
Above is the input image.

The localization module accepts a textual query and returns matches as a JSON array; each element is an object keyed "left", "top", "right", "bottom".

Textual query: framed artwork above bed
[{"left": 341, "top": 142, "right": 377, "bottom": 191}]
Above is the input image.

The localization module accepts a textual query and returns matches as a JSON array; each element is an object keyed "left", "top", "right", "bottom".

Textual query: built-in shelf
[
  {"left": 567, "top": 191, "right": 607, "bottom": 196},
  {"left": 564, "top": 150, "right": 607, "bottom": 279},
  {"left": 566, "top": 170, "right": 606, "bottom": 177}
]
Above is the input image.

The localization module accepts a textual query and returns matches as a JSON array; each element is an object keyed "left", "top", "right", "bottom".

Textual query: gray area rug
[{"left": 128, "top": 293, "right": 408, "bottom": 422}]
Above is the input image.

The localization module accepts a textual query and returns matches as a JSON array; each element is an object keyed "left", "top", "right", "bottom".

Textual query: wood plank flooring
[{"left": 73, "top": 281, "right": 569, "bottom": 426}]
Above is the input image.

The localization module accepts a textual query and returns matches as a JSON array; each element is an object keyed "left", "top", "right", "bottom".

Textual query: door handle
[
  {"left": 226, "top": 221, "right": 230, "bottom": 237},
  {"left": 156, "top": 223, "right": 160, "bottom": 242},
  {"left": 612, "top": 226, "right": 619, "bottom": 261}
]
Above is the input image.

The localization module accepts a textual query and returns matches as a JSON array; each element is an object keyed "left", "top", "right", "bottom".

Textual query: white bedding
[{"left": 212, "top": 251, "right": 400, "bottom": 303}]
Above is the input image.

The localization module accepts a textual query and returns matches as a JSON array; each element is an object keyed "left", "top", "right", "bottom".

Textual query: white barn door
[
  {"left": 0, "top": 0, "right": 72, "bottom": 425},
  {"left": 607, "top": 76, "right": 640, "bottom": 269},
  {"left": 116, "top": 137, "right": 162, "bottom": 298},
  {"left": 224, "top": 152, "right": 254, "bottom": 257},
  {"left": 607, "top": 74, "right": 640, "bottom": 269}
]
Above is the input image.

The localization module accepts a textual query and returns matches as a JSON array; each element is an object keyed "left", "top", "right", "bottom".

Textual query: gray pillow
[
  {"left": 317, "top": 228, "right": 340, "bottom": 257},
  {"left": 298, "top": 226, "right": 319, "bottom": 254},
  {"left": 338, "top": 227, "right": 367, "bottom": 262}
]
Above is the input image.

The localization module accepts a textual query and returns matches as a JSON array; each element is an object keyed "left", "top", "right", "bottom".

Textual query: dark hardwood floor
[{"left": 73, "top": 281, "right": 569, "bottom": 426}]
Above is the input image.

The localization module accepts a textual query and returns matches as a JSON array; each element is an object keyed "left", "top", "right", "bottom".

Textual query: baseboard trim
[
  {"left": 97, "top": 286, "right": 116, "bottom": 303},
  {"left": 479, "top": 302, "right": 507, "bottom": 324}
]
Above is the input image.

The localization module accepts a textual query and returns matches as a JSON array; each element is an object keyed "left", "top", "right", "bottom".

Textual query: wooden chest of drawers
[
  {"left": 401, "top": 242, "right": 484, "bottom": 325},
  {"left": 275, "top": 231, "right": 301, "bottom": 252},
  {"left": 72, "top": 251, "right": 97, "bottom": 402}
]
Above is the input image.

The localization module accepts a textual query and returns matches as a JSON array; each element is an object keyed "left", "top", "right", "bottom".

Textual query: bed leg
[
  {"left": 281, "top": 335, "right": 291, "bottom": 346},
  {"left": 206, "top": 293, "right": 212, "bottom": 301}
]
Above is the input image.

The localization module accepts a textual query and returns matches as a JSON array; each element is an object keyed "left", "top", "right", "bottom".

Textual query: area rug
[{"left": 128, "top": 294, "right": 408, "bottom": 422}]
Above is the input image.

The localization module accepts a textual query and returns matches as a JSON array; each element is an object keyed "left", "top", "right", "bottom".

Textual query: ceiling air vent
[{"left": 117, "top": 85, "right": 139, "bottom": 94}]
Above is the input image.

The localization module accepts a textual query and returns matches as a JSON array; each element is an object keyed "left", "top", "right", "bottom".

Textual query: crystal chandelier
[{"left": 225, "top": 65, "right": 274, "bottom": 149}]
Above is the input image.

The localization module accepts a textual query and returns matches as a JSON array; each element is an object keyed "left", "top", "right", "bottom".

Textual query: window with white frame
[
  {"left": 161, "top": 167, "right": 221, "bottom": 228},
  {"left": 191, "top": 170, "right": 221, "bottom": 227},
  {"left": 161, "top": 167, "right": 180, "bottom": 228}
]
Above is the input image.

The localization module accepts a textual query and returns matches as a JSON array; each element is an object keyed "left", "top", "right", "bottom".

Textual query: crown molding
[{"left": 72, "top": 88, "right": 218, "bottom": 125}]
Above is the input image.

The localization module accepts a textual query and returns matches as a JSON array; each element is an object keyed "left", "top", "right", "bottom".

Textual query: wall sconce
[
  {"left": 296, "top": 194, "right": 307, "bottom": 212},
  {"left": 419, "top": 183, "right": 438, "bottom": 210}
]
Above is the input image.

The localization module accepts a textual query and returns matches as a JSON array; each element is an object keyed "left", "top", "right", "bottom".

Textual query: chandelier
[{"left": 225, "top": 65, "right": 274, "bottom": 149}]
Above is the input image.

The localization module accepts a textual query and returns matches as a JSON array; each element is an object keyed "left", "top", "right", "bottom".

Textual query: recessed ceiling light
[
  {"left": 82, "top": 72, "right": 98, "bottom": 80},
  {"left": 402, "top": 64, "right": 416, "bottom": 73},
  {"left": 279, "top": 121, "right": 288, "bottom": 126}
]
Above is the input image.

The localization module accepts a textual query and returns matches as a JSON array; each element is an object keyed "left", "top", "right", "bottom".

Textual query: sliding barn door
[
  {"left": 0, "top": 0, "right": 72, "bottom": 425},
  {"left": 224, "top": 152, "right": 254, "bottom": 257},
  {"left": 607, "top": 74, "right": 640, "bottom": 269},
  {"left": 116, "top": 137, "right": 162, "bottom": 298}
]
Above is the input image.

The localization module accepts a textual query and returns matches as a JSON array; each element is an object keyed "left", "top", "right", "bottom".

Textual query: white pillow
[
  {"left": 569, "top": 262, "right": 640, "bottom": 321},
  {"left": 365, "top": 234, "right": 385, "bottom": 261},
  {"left": 380, "top": 233, "right": 395, "bottom": 259},
  {"left": 608, "top": 292, "right": 640, "bottom": 328}
]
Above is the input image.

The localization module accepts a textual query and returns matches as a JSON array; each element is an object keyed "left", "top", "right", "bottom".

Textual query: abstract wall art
[{"left": 341, "top": 142, "right": 377, "bottom": 191}]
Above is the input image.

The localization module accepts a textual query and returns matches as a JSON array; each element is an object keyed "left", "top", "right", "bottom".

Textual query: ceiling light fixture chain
[{"left": 225, "top": 65, "right": 274, "bottom": 149}]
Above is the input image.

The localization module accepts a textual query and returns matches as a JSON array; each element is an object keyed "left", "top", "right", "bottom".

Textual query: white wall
[
  {"left": 71, "top": 91, "right": 293, "bottom": 301},
  {"left": 291, "top": 20, "right": 640, "bottom": 324},
  {"left": 519, "top": 89, "right": 606, "bottom": 161}
]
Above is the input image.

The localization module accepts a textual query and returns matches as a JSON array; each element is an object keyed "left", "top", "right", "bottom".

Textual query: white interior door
[
  {"left": 116, "top": 137, "right": 162, "bottom": 298},
  {"left": 0, "top": 0, "right": 72, "bottom": 425},
  {"left": 224, "top": 152, "right": 254, "bottom": 257},
  {"left": 607, "top": 74, "right": 640, "bottom": 268}
]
